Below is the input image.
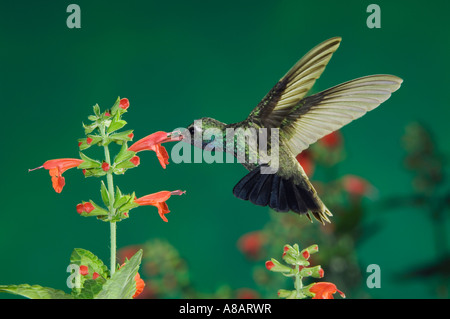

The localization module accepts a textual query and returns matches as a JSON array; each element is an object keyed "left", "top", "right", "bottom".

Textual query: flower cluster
[
  {"left": 29, "top": 97, "right": 185, "bottom": 223},
  {"left": 9, "top": 97, "right": 187, "bottom": 300},
  {"left": 265, "top": 243, "right": 345, "bottom": 299}
]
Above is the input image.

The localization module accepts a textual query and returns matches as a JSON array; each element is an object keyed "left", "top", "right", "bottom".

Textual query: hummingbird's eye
[{"left": 188, "top": 126, "right": 195, "bottom": 135}]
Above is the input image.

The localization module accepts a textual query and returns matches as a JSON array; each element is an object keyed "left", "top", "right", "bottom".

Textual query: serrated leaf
[
  {"left": 100, "top": 181, "right": 110, "bottom": 207},
  {"left": 73, "top": 279, "right": 104, "bottom": 299},
  {"left": 0, "top": 284, "right": 73, "bottom": 299},
  {"left": 88, "top": 115, "right": 98, "bottom": 121},
  {"left": 69, "top": 249, "right": 109, "bottom": 295},
  {"left": 95, "top": 250, "right": 143, "bottom": 299}
]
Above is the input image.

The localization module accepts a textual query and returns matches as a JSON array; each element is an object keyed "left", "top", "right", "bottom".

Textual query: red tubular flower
[
  {"left": 128, "top": 131, "right": 183, "bottom": 169},
  {"left": 134, "top": 190, "right": 185, "bottom": 222},
  {"left": 309, "top": 282, "right": 345, "bottom": 299},
  {"left": 29, "top": 158, "right": 84, "bottom": 193}
]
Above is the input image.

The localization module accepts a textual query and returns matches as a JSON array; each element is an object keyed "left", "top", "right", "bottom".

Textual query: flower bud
[
  {"left": 79, "top": 265, "right": 89, "bottom": 276},
  {"left": 265, "top": 258, "right": 293, "bottom": 273},
  {"left": 102, "top": 162, "right": 110, "bottom": 172},
  {"left": 277, "top": 289, "right": 297, "bottom": 299},
  {"left": 119, "top": 98, "right": 129, "bottom": 110}
]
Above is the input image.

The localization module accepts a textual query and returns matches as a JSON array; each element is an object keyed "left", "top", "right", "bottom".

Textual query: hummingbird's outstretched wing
[
  {"left": 282, "top": 75, "right": 403, "bottom": 156},
  {"left": 247, "top": 37, "right": 342, "bottom": 128}
]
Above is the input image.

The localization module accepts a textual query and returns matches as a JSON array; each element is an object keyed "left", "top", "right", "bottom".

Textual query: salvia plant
[
  {"left": 0, "top": 97, "right": 185, "bottom": 299},
  {"left": 266, "top": 243, "right": 345, "bottom": 299}
]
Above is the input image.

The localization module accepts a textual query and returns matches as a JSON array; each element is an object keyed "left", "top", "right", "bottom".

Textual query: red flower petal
[
  {"left": 265, "top": 261, "right": 274, "bottom": 270},
  {"left": 86, "top": 137, "right": 93, "bottom": 145},
  {"left": 76, "top": 203, "right": 84, "bottom": 214},
  {"left": 133, "top": 272, "right": 145, "bottom": 298},
  {"left": 119, "top": 98, "right": 130, "bottom": 110},
  {"left": 51, "top": 175, "right": 65, "bottom": 194},
  {"left": 93, "top": 272, "right": 100, "bottom": 280},
  {"left": 128, "top": 131, "right": 171, "bottom": 153},
  {"left": 152, "top": 144, "right": 169, "bottom": 169},
  {"left": 319, "top": 268, "right": 325, "bottom": 278},
  {"left": 83, "top": 202, "right": 95, "bottom": 214},
  {"left": 309, "top": 282, "right": 345, "bottom": 299},
  {"left": 134, "top": 190, "right": 185, "bottom": 222},
  {"left": 130, "top": 156, "right": 140, "bottom": 166}
]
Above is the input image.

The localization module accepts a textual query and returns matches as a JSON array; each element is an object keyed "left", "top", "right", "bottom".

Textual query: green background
[{"left": 1, "top": 0, "right": 449, "bottom": 299}]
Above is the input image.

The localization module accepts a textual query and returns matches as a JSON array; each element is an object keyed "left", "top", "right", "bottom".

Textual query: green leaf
[
  {"left": 78, "top": 152, "right": 101, "bottom": 169},
  {"left": 83, "top": 168, "right": 107, "bottom": 178},
  {"left": 100, "top": 181, "right": 110, "bottom": 207},
  {"left": 107, "top": 112, "right": 127, "bottom": 134},
  {"left": 117, "top": 193, "right": 139, "bottom": 213},
  {"left": 110, "top": 97, "right": 121, "bottom": 115},
  {"left": 109, "top": 130, "right": 134, "bottom": 144},
  {"left": 114, "top": 142, "right": 136, "bottom": 165},
  {"left": 115, "top": 160, "right": 137, "bottom": 170},
  {"left": 93, "top": 104, "right": 101, "bottom": 117},
  {"left": 114, "top": 186, "right": 123, "bottom": 203},
  {"left": 95, "top": 250, "right": 143, "bottom": 299},
  {"left": 69, "top": 248, "right": 110, "bottom": 296},
  {"left": 83, "top": 122, "right": 98, "bottom": 135},
  {"left": 73, "top": 280, "right": 104, "bottom": 299},
  {"left": 0, "top": 284, "right": 73, "bottom": 299}
]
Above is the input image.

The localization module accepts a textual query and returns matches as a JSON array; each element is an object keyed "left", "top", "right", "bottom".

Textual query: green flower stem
[
  {"left": 101, "top": 125, "right": 117, "bottom": 276},
  {"left": 294, "top": 271, "right": 303, "bottom": 299}
]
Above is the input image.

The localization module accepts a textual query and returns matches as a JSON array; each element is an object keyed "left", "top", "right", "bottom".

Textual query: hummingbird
[{"left": 184, "top": 37, "right": 402, "bottom": 224}]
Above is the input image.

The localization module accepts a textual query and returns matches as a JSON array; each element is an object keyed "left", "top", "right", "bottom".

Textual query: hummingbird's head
[{"left": 185, "top": 117, "right": 226, "bottom": 148}]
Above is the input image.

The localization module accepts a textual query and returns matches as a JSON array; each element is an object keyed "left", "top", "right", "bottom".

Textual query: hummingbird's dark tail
[{"left": 232, "top": 165, "right": 332, "bottom": 224}]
